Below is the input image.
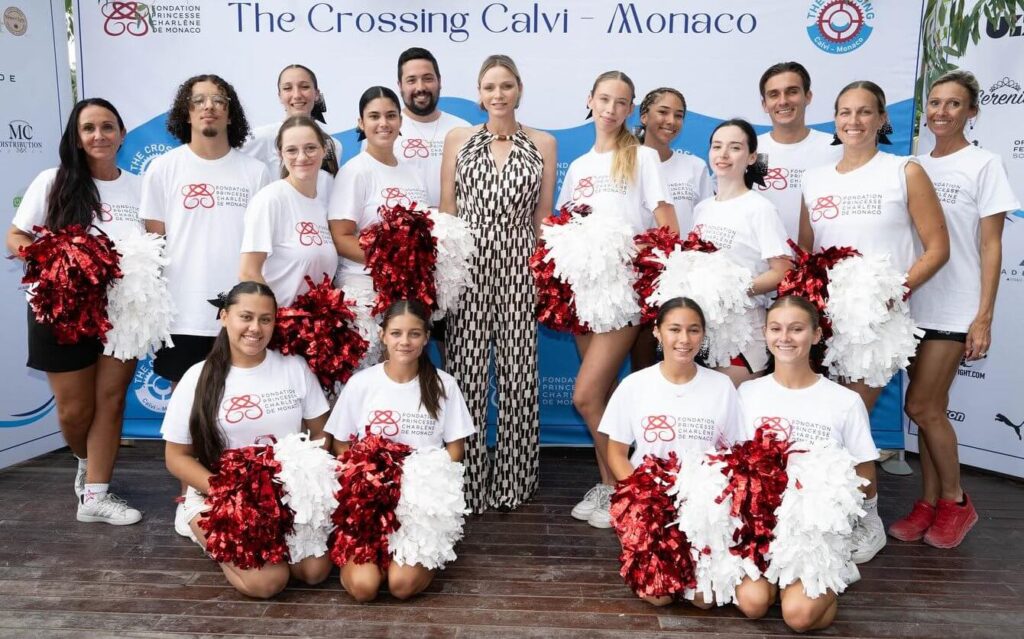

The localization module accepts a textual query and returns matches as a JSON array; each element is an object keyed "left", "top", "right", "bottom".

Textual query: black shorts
[
  {"left": 26, "top": 306, "right": 102, "bottom": 373},
  {"left": 921, "top": 328, "right": 968, "bottom": 343},
  {"left": 430, "top": 317, "right": 447, "bottom": 343},
  {"left": 153, "top": 334, "right": 217, "bottom": 382}
]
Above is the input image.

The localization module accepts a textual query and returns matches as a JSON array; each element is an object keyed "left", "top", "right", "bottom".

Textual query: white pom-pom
[
  {"left": 765, "top": 440, "right": 867, "bottom": 598},
  {"left": 388, "top": 447, "right": 468, "bottom": 570},
  {"left": 824, "top": 254, "right": 923, "bottom": 387},
  {"left": 429, "top": 211, "right": 477, "bottom": 320},
  {"left": 103, "top": 230, "right": 175, "bottom": 361},
  {"left": 669, "top": 450, "right": 748, "bottom": 605},
  {"left": 273, "top": 432, "right": 340, "bottom": 562},
  {"left": 649, "top": 250, "right": 756, "bottom": 367},
  {"left": 541, "top": 211, "right": 639, "bottom": 333}
]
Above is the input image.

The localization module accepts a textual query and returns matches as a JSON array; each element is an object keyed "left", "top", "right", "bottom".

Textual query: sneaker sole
[
  {"left": 588, "top": 519, "right": 613, "bottom": 529},
  {"left": 887, "top": 525, "right": 927, "bottom": 542},
  {"left": 851, "top": 537, "right": 886, "bottom": 564},
  {"left": 77, "top": 513, "right": 142, "bottom": 526},
  {"left": 570, "top": 507, "right": 595, "bottom": 521},
  {"left": 923, "top": 510, "right": 979, "bottom": 549}
]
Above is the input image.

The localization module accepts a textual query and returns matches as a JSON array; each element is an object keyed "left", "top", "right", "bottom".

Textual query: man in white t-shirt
[
  {"left": 756, "top": 62, "right": 842, "bottom": 241},
  {"left": 393, "top": 47, "right": 469, "bottom": 208}
]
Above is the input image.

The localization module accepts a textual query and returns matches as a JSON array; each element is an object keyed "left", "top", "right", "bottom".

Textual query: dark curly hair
[{"left": 166, "top": 74, "right": 251, "bottom": 148}]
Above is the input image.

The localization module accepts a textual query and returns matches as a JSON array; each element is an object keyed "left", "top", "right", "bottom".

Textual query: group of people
[{"left": 6, "top": 46, "right": 1018, "bottom": 628}]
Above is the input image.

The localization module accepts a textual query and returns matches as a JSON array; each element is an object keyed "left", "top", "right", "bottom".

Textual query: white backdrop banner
[
  {"left": 0, "top": 1, "right": 74, "bottom": 468},
  {"left": 68, "top": 0, "right": 925, "bottom": 445},
  {"left": 912, "top": 9, "right": 1024, "bottom": 478}
]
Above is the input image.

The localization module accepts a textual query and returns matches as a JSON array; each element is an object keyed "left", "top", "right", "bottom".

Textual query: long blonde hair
[{"left": 591, "top": 71, "right": 638, "bottom": 185}]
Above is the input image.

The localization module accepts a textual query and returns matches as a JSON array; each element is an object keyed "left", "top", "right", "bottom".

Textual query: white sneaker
[
  {"left": 850, "top": 514, "right": 887, "bottom": 564},
  {"left": 77, "top": 493, "right": 142, "bottom": 525},
  {"left": 571, "top": 483, "right": 609, "bottom": 520},
  {"left": 587, "top": 488, "right": 614, "bottom": 529},
  {"left": 74, "top": 462, "right": 86, "bottom": 499},
  {"left": 174, "top": 501, "right": 193, "bottom": 538}
]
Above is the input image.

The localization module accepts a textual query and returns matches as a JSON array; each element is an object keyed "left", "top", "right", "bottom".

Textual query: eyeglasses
[
  {"left": 189, "top": 94, "right": 230, "bottom": 110},
  {"left": 281, "top": 144, "right": 324, "bottom": 159}
]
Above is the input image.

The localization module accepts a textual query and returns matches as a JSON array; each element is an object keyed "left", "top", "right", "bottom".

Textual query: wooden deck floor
[{"left": 0, "top": 442, "right": 1022, "bottom": 638}]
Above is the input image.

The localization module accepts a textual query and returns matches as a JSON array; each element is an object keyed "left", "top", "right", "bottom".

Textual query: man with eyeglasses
[{"left": 139, "top": 74, "right": 270, "bottom": 538}]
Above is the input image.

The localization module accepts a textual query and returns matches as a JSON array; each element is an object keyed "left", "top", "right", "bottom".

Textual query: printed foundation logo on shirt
[
  {"left": 572, "top": 177, "right": 595, "bottom": 200},
  {"left": 694, "top": 224, "right": 736, "bottom": 249},
  {"left": 669, "top": 181, "right": 699, "bottom": 202},
  {"left": 754, "top": 416, "right": 793, "bottom": 440},
  {"left": 381, "top": 187, "right": 411, "bottom": 208},
  {"left": 295, "top": 221, "right": 324, "bottom": 246},
  {"left": 810, "top": 195, "right": 841, "bottom": 221},
  {"left": 758, "top": 167, "right": 790, "bottom": 191},
  {"left": 402, "top": 138, "right": 431, "bottom": 159},
  {"left": 641, "top": 415, "right": 677, "bottom": 443},
  {"left": 97, "top": 203, "right": 114, "bottom": 222},
  {"left": 181, "top": 183, "right": 215, "bottom": 209},
  {"left": 222, "top": 394, "right": 263, "bottom": 424},
  {"left": 931, "top": 181, "right": 961, "bottom": 206},
  {"left": 365, "top": 409, "right": 401, "bottom": 437}
]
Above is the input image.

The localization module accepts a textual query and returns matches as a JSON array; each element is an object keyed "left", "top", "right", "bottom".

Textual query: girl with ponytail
[
  {"left": 325, "top": 299, "right": 475, "bottom": 602},
  {"left": 559, "top": 71, "right": 677, "bottom": 529},
  {"left": 162, "top": 281, "right": 333, "bottom": 599}
]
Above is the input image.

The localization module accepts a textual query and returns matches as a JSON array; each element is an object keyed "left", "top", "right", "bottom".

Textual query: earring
[{"left": 969, "top": 117, "right": 975, "bottom": 130}]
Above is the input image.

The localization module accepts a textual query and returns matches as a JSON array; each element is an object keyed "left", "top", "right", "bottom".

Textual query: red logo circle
[
  {"left": 759, "top": 167, "right": 789, "bottom": 191},
  {"left": 365, "top": 409, "right": 401, "bottom": 437},
  {"left": 102, "top": 2, "right": 150, "bottom": 37},
  {"left": 810, "top": 195, "right": 841, "bottom": 222},
  {"left": 181, "top": 183, "right": 215, "bottom": 210},
  {"left": 572, "top": 177, "right": 595, "bottom": 201},
  {"left": 381, "top": 187, "right": 410, "bottom": 208},
  {"left": 402, "top": 138, "right": 430, "bottom": 159},
  {"left": 222, "top": 395, "right": 263, "bottom": 424},
  {"left": 295, "top": 221, "right": 323, "bottom": 246},
  {"left": 641, "top": 414, "right": 677, "bottom": 443},
  {"left": 97, "top": 203, "right": 114, "bottom": 222}
]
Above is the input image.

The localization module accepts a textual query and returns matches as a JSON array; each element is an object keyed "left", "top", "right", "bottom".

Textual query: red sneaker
[
  {"left": 888, "top": 500, "right": 936, "bottom": 542},
  {"left": 923, "top": 492, "right": 978, "bottom": 549}
]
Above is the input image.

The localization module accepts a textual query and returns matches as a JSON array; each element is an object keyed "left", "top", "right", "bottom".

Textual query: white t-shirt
[
  {"left": 161, "top": 350, "right": 329, "bottom": 451},
  {"left": 140, "top": 145, "right": 271, "bottom": 336},
  {"left": 598, "top": 365, "right": 742, "bottom": 467},
  {"left": 802, "top": 151, "right": 918, "bottom": 275},
  {"left": 392, "top": 111, "right": 469, "bottom": 207},
  {"left": 644, "top": 151, "right": 715, "bottom": 232},
  {"left": 324, "top": 363, "right": 475, "bottom": 451},
  {"left": 914, "top": 145, "right": 1020, "bottom": 331},
  {"left": 242, "top": 120, "right": 341, "bottom": 183},
  {"left": 690, "top": 190, "right": 791, "bottom": 280},
  {"left": 327, "top": 152, "right": 429, "bottom": 278},
  {"left": 240, "top": 179, "right": 338, "bottom": 307},
  {"left": 557, "top": 145, "right": 672, "bottom": 234},
  {"left": 13, "top": 167, "right": 144, "bottom": 240},
  {"left": 756, "top": 129, "right": 842, "bottom": 241},
  {"left": 738, "top": 374, "right": 878, "bottom": 464}
]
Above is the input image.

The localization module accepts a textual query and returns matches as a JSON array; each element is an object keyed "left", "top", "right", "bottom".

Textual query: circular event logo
[
  {"left": 3, "top": 6, "right": 27, "bottom": 36},
  {"left": 806, "top": 0, "right": 875, "bottom": 54},
  {"left": 133, "top": 357, "right": 172, "bottom": 413}
]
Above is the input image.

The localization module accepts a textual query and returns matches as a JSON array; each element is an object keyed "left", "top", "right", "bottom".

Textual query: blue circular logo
[{"left": 806, "top": 0, "right": 875, "bottom": 54}]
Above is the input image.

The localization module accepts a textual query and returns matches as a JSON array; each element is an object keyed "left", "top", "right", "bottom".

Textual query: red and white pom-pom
[
  {"left": 610, "top": 453, "right": 696, "bottom": 598},
  {"left": 541, "top": 205, "right": 639, "bottom": 333},
  {"left": 632, "top": 227, "right": 684, "bottom": 324},
  {"left": 271, "top": 275, "right": 369, "bottom": 389},
  {"left": 649, "top": 248, "right": 755, "bottom": 368},
  {"left": 776, "top": 240, "right": 860, "bottom": 344},
  {"left": 103, "top": 230, "right": 175, "bottom": 360},
  {"left": 359, "top": 203, "right": 437, "bottom": 316},
  {"left": 670, "top": 449, "right": 747, "bottom": 606},
  {"left": 330, "top": 435, "right": 411, "bottom": 569},
  {"left": 531, "top": 206, "right": 588, "bottom": 334},
  {"left": 429, "top": 211, "right": 476, "bottom": 320},
  {"left": 273, "top": 433, "right": 341, "bottom": 562},
  {"left": 20, "top": 224, "right": 121, "bottom": 344},
  {"left": 823, "top": 254, "right": 923, "bottom": 387},
  {"left": 199, "top": 445, "right": 293, "bottom": 569},
  {"left": 765, "top": 440, "right": 867, "bottom": 598},
  {"left": 388, "top": 447, "right": 468, "bottom": 570}
]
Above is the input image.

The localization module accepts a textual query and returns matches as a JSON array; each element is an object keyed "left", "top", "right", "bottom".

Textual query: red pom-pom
[
  {"left": 776, "top": 239, "right": 860, "bottom": 342},
  {"left": 330, "top": 434, "right": 412, "bottom": 569},
  {"left": 19, "top": 225, "right": 121, "bottom": 344},
  {"left": 270, "top": 275, "right": 369, "bottom": 389},
  {"left": 714, "top": 425, "right": 792, "bottom": 574},
  {"left": 199, "top": 445, "right": 293, "bottom": 569},
  {"left": 359, "top": 204, "right": 437, "bottom": 316},
  {"left": 610, "top": 453, "right": 696, "bottom": 598},
  {"left": 632, "top": 226, "right": 684, "bottom": 324},
  {"left": 530, "top": 203, "right": 591, "bottom": 334},
  {"left": 680, "top": 230, "right": 718, "bottom": 254}
]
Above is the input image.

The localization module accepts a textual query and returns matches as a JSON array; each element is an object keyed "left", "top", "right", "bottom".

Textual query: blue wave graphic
[{"left": 0, "top": 396, "right": 56, "bottom": 428}]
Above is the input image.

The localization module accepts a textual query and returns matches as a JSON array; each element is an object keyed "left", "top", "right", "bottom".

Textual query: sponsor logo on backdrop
[
  {"left": 978, "top": 77, "right": 1024, "bottom": 107},
  {"left": 98, "top": 2, "right": 201, "bottom": 37},
  {"left": 132, "top": 357, "right": 172, "bottom": 413},
  {"left": 0, "top": 397, "right": 55, "bottom": 429},
  {"left": 995, "top": 413, "right": 1023, "bottom": 440},
  {"left": 806, "top": 0, "right": 874, "bottom": 54},
  {"left": 957, "top": 358, "right": 986, "bottom": 381},
  {"left": 129, "top": 142, "right": 173, "bottom": 174},
  {"left": 540, "top": 375, "right": 574, "bottom": 406},
  {"left": 0, "top": 71, "right": 14, "bottom": 82},
  {"left": 947, "top": 409, "right": 966, "bottom": 423},
  {"left": 1002, "top": 256, "right": 1024, "bottom": 284},
  {"left": 985, "top": 13, "right": 1023, "bottom": 39},
  {"left": 2, "top": 6, "right": 27, "bottom": 36},
  {"left": 1, "top": 119, "right": 42, "bottom": 153}
]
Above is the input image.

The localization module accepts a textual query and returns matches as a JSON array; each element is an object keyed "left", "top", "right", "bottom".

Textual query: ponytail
[{"left": 611, "top": 126, "right": 639, "bottom": 186}]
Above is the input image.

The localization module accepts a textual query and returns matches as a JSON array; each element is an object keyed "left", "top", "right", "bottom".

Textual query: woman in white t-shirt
[
  {"left": 563, "top": 71, "right": 678, "bottom": 529},
  {"left": 798, "top": 80, "right": 949, "bottom": 414},
  {"left": 893, "top": 71, "right": 1018, "bottom": 549},
  {"left": 629, "top": 87, "right": 715, "bottom": 371},
  {"left": 600, "top": 297, "right": 741, "bottom": 607},
  {"left": 239, "top": 116, "right": 337, "bottom": 306},
  {"left": 692, "top": 118, "right": 793, "bottom": 386},
  {"left": 5, "top": 98, "right": 143, "bottom": 526},
  {"left": 325, "top": 299, "right": 474, "bottom": 602},
  {"left": 242, "top": 64, "right": 340, "bottom": 181},
  {"left": 736, "top": 295, "right": 879, "bottom": 632},
  {"left": 162, "top": 281, "right": 332, "bottom": 599}
]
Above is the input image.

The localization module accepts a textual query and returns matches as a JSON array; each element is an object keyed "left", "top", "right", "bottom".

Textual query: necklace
[
  {"left": 485, "top": 123, "right": 519, "bottom": 141},
  {"left": 408, "top": 114, "right": 442, "bottom": 146}
]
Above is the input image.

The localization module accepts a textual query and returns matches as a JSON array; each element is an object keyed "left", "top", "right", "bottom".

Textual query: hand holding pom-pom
[{"left": 359, "top": 204, "right": 437, "bottom": 316}]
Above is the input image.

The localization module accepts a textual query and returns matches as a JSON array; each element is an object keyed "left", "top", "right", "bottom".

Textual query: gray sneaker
[
  {"left": 850, "top": 513, "right": 887, "bottom": 564},
  {"left": 571, "top": 483, "right": 610, "bottom": 520},
  {"left": 74, "top": 460, "right": 86, "bottom": 498},
  {"left": 77, "top": 493, "right": 142, "bottom": 526}
]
